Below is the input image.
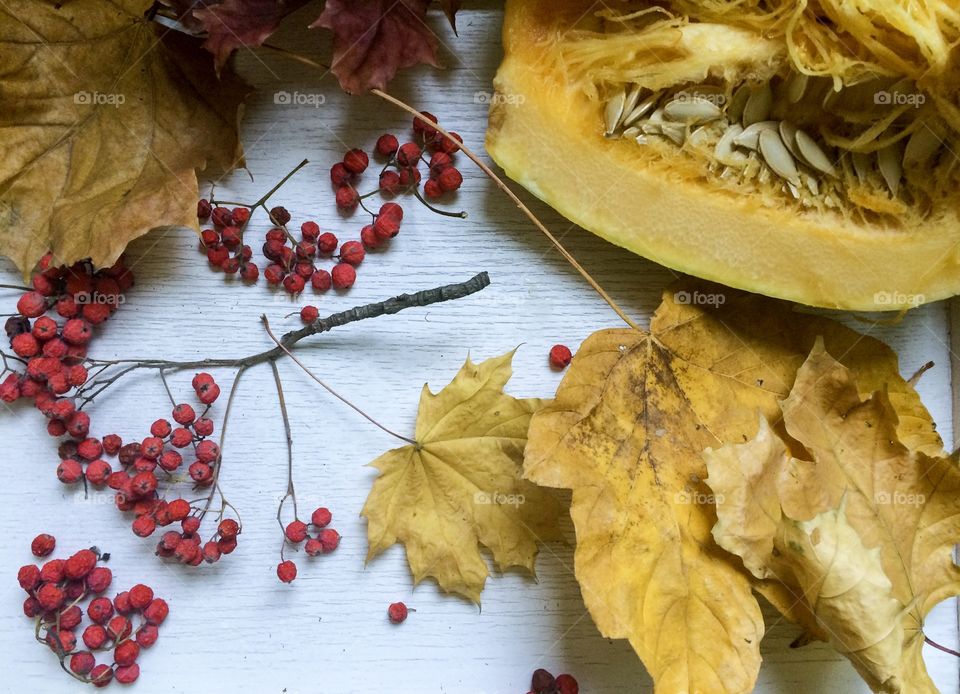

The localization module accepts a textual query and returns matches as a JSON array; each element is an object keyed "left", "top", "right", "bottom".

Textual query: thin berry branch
[
  {"left": 262, "top": 316, "right": 416, "bottom": 446},
  {"left": 65, "top": 272, "right": 489, "bottom": 402},
  {"left": 0, "top": 283, "right": 32, "bottom": 292},
  {"left": 271, "top": 360, "right": 297, "bottom": 561},
  {"left": 412, "top": 184, "right": 467, "bottom": 218}
]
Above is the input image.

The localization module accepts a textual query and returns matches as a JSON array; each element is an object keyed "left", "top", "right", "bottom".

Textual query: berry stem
[
  {"left": 0, "top": 283, "right": 31, "bottom": 292},
  {"left": 411, "top": 185, "right": 467, "bottom": 219},
  {"left": 198, "top": 365, "right": 247, "bottom": 523},
  {"left": 262, "top": 316, "right": 417, "bottom": 446},
  {"left": 254, "top": 158, "right": 309, "bottom": 209},
  {"left": 270, "top": 359, "right": 297, "bottom": 560},
  {"left": 369, "top": 88, "right": 641, "bottom": 332}
]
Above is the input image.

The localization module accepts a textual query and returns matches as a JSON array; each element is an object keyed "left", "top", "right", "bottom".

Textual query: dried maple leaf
[
  {"left": 0, "top": 0, "right": 248, "bottom": 278},
  {"left": 311, "top": 0, "right": 441, "bottom": 94},
  {"left": 362, "top": 351, "right": 563, "bottom": 603},
  {"left": 438, "top": 0, "right": 461, "bottom": 32},
  {"left": 170, "top": 0, "right": 308, "bottom": 71},
  {"left": 523, "top": 281, "right": 940, "bottom": 694},
  {"left": 706, "top": 341, "right": 960, "bottom": 693}
]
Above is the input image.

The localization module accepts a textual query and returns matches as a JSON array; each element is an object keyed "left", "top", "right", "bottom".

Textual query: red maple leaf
[{"left": 312, "top": 0, "right": 442, "bottom": 94}]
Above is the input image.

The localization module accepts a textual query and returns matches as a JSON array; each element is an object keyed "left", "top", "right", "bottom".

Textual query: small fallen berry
[
  {"left": 549, "top": 344, "right": 573, "bottom": 370},
  {"left": 276, "top": 560, "right": 297, "bottom": 583},
  {"left": 555, "top": 673, "right": 579, "bottom": 694},
  {"left": 300, "top": 305, "right": 319, "bottom": 323},
  {"left": 531, "top": 668, "right": 556, "bottom": 693},
  {"left": 31, "top": 533, "right": 56, "bottom": 557},
  {"left": 387, "top": 601, "right": 408, "bottom": 624}
]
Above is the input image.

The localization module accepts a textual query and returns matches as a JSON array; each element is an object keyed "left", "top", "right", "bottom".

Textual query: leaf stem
[{"left": 925, "top": 635, "right": 960, "bottom": 658}]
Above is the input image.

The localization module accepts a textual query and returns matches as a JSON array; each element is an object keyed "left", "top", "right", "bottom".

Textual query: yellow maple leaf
[
  {"left": 524, "top": 282, "right": 941, "bottom": 694},
  {"left": 0, "top": 0, "right": 248, "bottom": 277},
  {"left": 706, "top": 340, "right": 960, "bottom": 693},
  {"left": 362, "top": 351, "right": 563, "bottom": 603}
]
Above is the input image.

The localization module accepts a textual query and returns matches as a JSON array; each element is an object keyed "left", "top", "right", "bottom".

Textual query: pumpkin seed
[
  {"left": 877, "top": 143, "right": 903, "bottom": 196},
  {"left": 663, "top": 97, "right": 722, "bottom": 123},
  {"left": 658, "top": 122, "right": 686, "bottom": 145},
  {"left": 742, "top": 82, "right": 772, "bottom": 126},
  {"left": 622, "top": 126, "right": 641, "bottom": 139},
  {"left": 621, "top": 91, "right": 661, "bottom": 128},
  {"left": 733, "top": 120, "right": 779, "bottom": 150},
  {"left": 604, "top": 89, "right": 626, "bottom": 135},
  {"left": 619, "top": 85, "right": 642, "bottom": 128},
  {"left": 903, "top": 126, "right": 941, "bottom": 167},
  {"left": 778, "top": 122, "right": 801, "bottom": 159},
  {"left": 852, "top": 152, "right": 873, "bottom": 183},
  {"left": 786, "top": 73, "right": 809, "bottom": 104},
  {"left": 715, "top": 124, "right": 747, "bottom": 166},
  {"left": 795, "top": 130, "right": 836, "bottom": 176},
  {"left": 726, "top": 84, "right": 750, "bottom": 123},
  {"left": 759, "top": 129, "right": 801, "bottom": 186}
]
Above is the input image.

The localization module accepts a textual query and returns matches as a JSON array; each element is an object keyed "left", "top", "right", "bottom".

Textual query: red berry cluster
[
  {"left": 197, "top": 201, "right": 366, "bottom": 295},
  {"left": 277, "top": 506, "right": 340, "bottom": 583},
  {"left": 528, "top": 668, "right": 578, "bottom": 694},
  {"left": 17, "top": 537, "right": 169, "bottom": 687},
  {"left": 61, "top": 373, "right": 242, "bottom": 566},
  {"left": 333, "top": 111, "right": 464, "bottom": 213},
  {"left": 2, "top": 255, "right": 133, "bottom": 409}
]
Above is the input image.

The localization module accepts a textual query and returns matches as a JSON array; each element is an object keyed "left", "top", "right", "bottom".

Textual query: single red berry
[
  {"left": 335, "top": 186, "right": 359, "bottom": 211},
  {"left": 218, "top": 536, "right": 238, "bottom": 555},
  {"left": 31, "top": 533, "right": 56, "bottom": 557},
  {"left": 304, "top": 537, "right": 322, "bottom": 556},
  {"left": 189, "top": 461, "right": 213, "bottom": 485},
  {"left": 230, "top": 206, "right": 250, "bottom": 225},
  {"left": 102, "top": 434, "right": 123, "bottom": 456},
  {"left": 330, "top": 162, "right": 352, "bottom": 186},
  {"left": 67, "top": 410, "right": 91, "bottom": 438},
  {"left": 301, "top": 220, "right": 321, "bottom": 240},
  {"left": 211, "top": 206, "right": 233, "bottom": 227},
  {"left": 114, "top": 640, "right": 140, "bottom": 667},
  {"left": 300, "top": 305, "right": 319, "bottom": 323},
  {"left": 549, "top": 344, "right": 573, "bottom": 370},
  {"left": 22, "top": 596, "right": 40, "bottom": 618},
  {"left": 172, "top": 403, "right": 196, "bottom": 425},
  {"left": 65, "top": 548, "right": 98, "bottom": 580},
  {"left": 46, "top": 629, "right": 76, "bottom": 654},
  {"left": 150, "top": 418, "right": 172, "bottom": 438},
  {"left": 343, "top": 148, "right": 369, "bottom": 174},
  {"left": 375, "top": 133, "right": 399, "bottom": 157},
  {"left": 207, "top": 245, "right": 229, "bottom": 268},
  {"left": 218, "top": 518, "right": 240, "bottom": 538},
  {"left": 17, "top": 564, "right": 40, "bottom": 591},
  {"left": 82, "top": 624, "right": 108, "bottom": 650},
  {"left": 412, "top": 111, "right": 439, "bottom": 138},
  {"left": 318, "top": 528, "right": 340, "bottom": 553},
  {"left": 438, "top": 131, "right": 463, "bottom": 154},
  {"left": 331, "top": 264, "right": 356, "bottom": 290},
  {"left": 91, "top": 663, "right": 114, "bottom": 688},
  {"left": 241, "top": 262, "right": 260, "bottom": 282},
  {"left": 196, "top": 439, "right": 220, "bottom": 463},
  {"left": 107, "top": 615, "right": 132, "bottom": 641},
  {"left": 88, "top": 596, "right": 114, "bottom": 623},
  {"left": 196, "top": 381, "right": 221, "bottom": 405},
  {"left": 128, "top": 584, "right": 154, "bottom": 610},
  {"left": 136, "top": 624, "right": 160, "bottom": 648},
  {"left": 311, "top": 507, "right": 332, "bottom": 528},
  {"left": 424, "top": 179, "right": 443, "bottom": 199},
  {"left": 58, "top": 604, "right": 84, "bottom": 630},
  {"left": 555, "top": 674, "right": 579, "bottom": 694},
  {"left": 202, "top": 541, "right": 222, "bottom": 563},
  {"left": 317, "top": 232, "right": 338, "bottom": 255},
  {"left": 85, "top": 459, "right": 112, "bottom": 485},
  {"left": 388, "top": 601, "right": 409, "bottom": 624},
  {"left": 39, "top": 558, "right": 65, "bottom": 583},
  {"left": 532, "top": 669, "right": 556, "bottom": 693},
  {"left": 197, "top": 199, "right": 212, "bottom": 220},
  {"left": 361, "top": 225, "right": 380, "bottom": 249},
  {"left": 78, "top": 437, "right": 104, "bottom": 460},
  {"left": 379, "top": 170, "right": 402, "bottom": 194},
  {"left": 437, "top": 166, "right": 463, "bottom": 193},
  {"left": 36, "top": 582, "right": 65, "bottom": 611},
  {"left": 285, "top": 520, "right": 308, "bottom": 543},
  {"left": 339, "top": 240, "right": 365, "bottom": 266},
  {"left": 396, "top": 142, "right": 421, "bottom": 167},
  {"left": 69, "top": 651, "right": 96, "bottom": 676},
  {"left": 11, "top": 332, "right": 38, "bottom": 357},
  {"left": 115, "top": 663, "right": 140, "bottom": 684},
  {"left": 269, "top": 206, "right": 291, "bottom": 226},
  {"left": 194, "top": 417, "right": 215, "bottom": 437},
  {"left": 283, "top": 273, "right": 306, "bottom": 295},
  {"left": 311, "top": 269, "right": 332, "bottom": 292},
  {"left": 429, "top": 151, "right": 453, "bottom": 173},
  {"left": 181, "top": 516, "right": 201, "bottom": 535},
  {"left": 143, "top": 597, "right": 169, "bottom": 625},
  {"left": 192, "top": 372, "right": 214, "bottom": 390},
  {"left": 17, "top": 291, "right": 47, "bottom": 318},
  {"left": 222, "top": 257, "right": 241, "bottom": 274},
  {"left": 398, "top": 166, "right": 421, "bottom": 187},
  {"left": 373, "top": 216, "right": 399, "bottom": 241},
  {"left": 381, "top": 200, "right": 405, "bottom": 220},
  {"left": 170, "top": 427, "right": 193, "bottom": 448},
  {"left": 221, "top": 226, "right": 241, "bottom": 248},
  {"left": 57, "top": 458, "right": 83, "bottom": 484},
  {"left": 276, "top": 560, "right": 297, "bottom": 583},
  {"left": 201, "top": 228, "right": 220, "bottom": 248},
  {"left": 132, "top": 515, "right": 156, "bottom": 537}
]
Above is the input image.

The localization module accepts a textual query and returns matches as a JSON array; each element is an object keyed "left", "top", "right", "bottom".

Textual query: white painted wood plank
[{"left": 0, "top": 4, "right": 956, "bottom": 692}]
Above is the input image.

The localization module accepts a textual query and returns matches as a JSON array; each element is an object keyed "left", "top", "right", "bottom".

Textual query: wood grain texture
[{"left": 0, "top": 3, "right": 957, "bottom": 692}]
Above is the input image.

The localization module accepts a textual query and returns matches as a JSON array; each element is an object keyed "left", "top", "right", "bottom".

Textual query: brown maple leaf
[{"left": 311, "top": 0, "right": 442, "bottom": 94}]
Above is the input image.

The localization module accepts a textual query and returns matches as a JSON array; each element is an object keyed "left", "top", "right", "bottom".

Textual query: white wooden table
[{"left": 1, "top": 4, "right": 957, "bottom": 692}]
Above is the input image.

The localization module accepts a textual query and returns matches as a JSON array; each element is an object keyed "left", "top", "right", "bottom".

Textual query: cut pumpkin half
[{"left": 485, "top": 0, "right": 960, "bottom": 310}]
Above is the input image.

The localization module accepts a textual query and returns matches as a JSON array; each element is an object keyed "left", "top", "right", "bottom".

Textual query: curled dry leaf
[
  {"left": 706, "top": 341, "right": 960, "bottom": 694},
  {"left": 312, "top": 0, "right": 441, "bottom": 94},
  {"left": 523, "top": 282, "right": 940, "bottom": 694},
  {"left": 0, "top": 0, "right": 248, "bottom": 278},
  {"left": 362, "top": 351, "right": 563, "bottom": 603}
]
